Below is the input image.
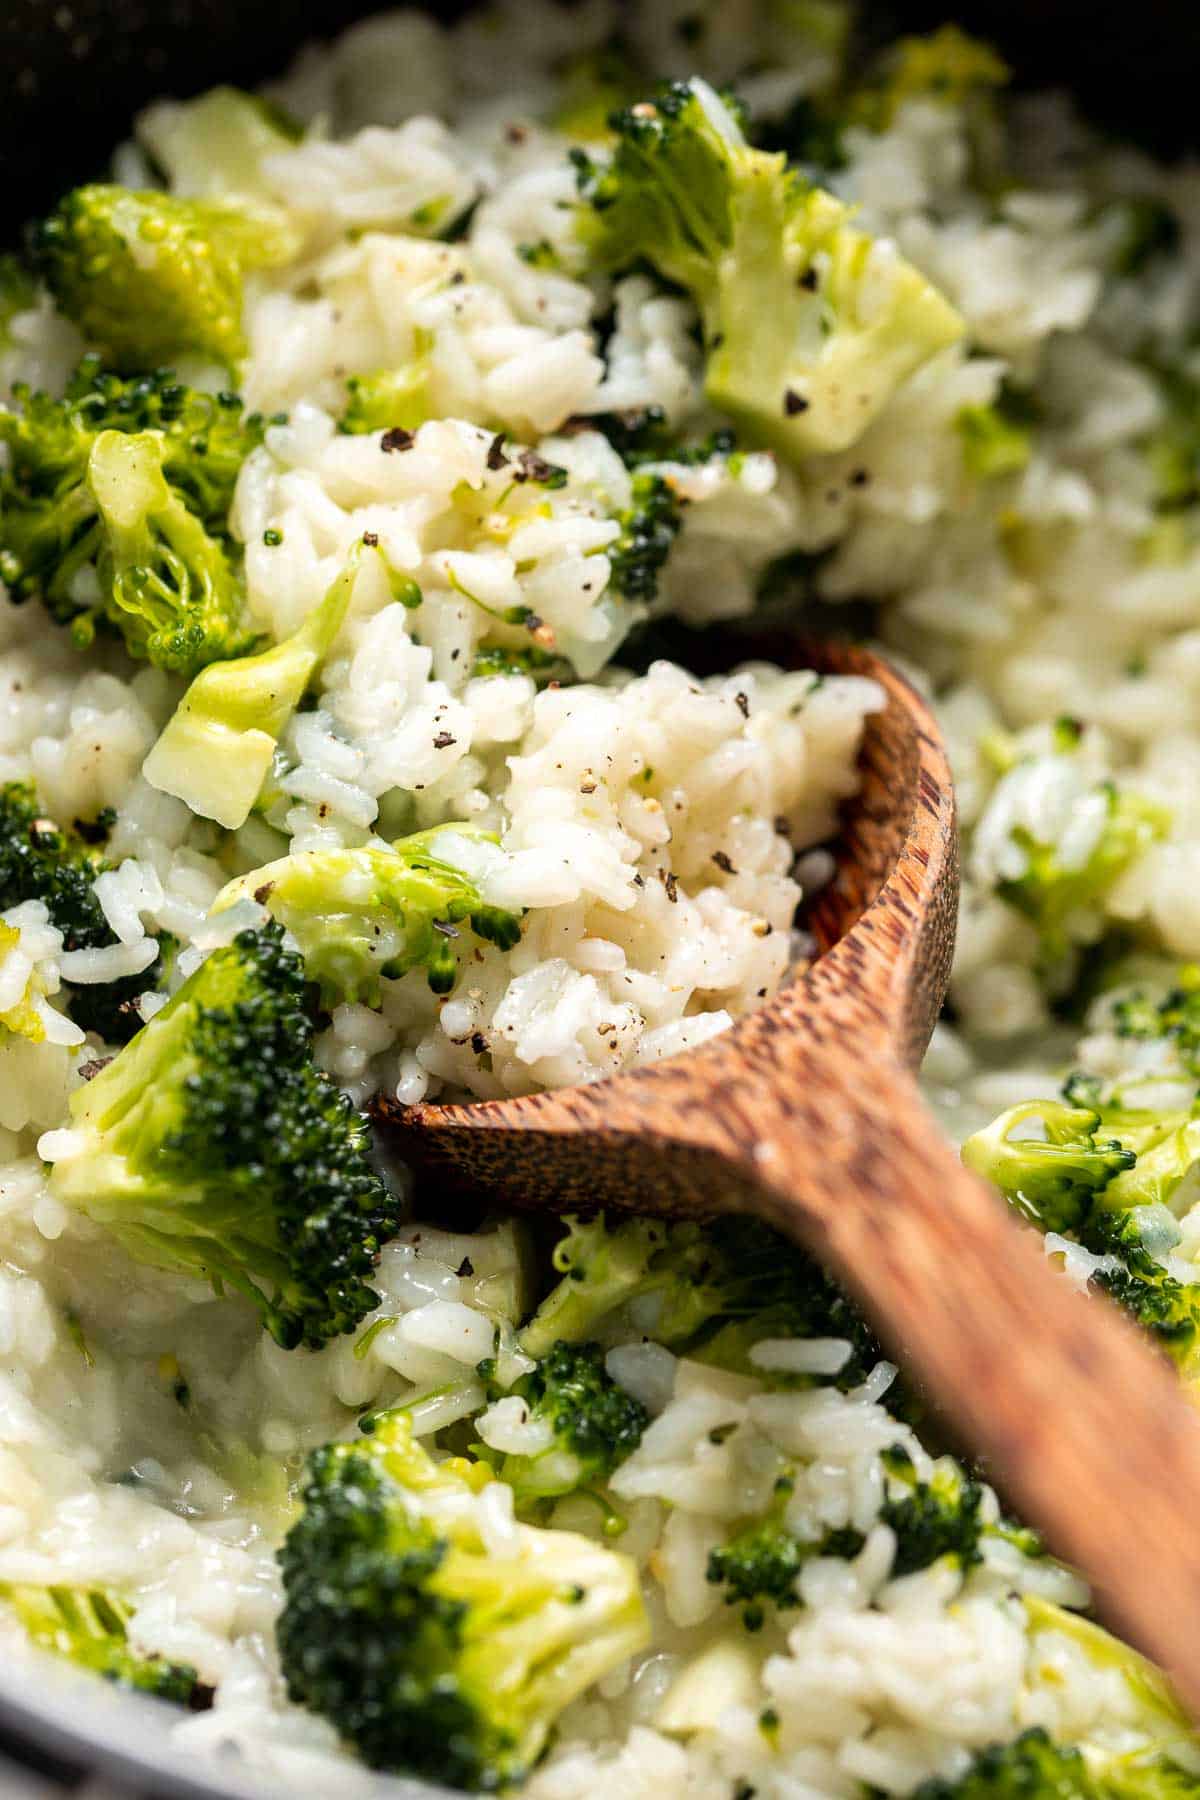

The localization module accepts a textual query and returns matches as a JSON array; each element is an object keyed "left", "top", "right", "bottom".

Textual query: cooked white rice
[{"left": 2, "top": 0, "right": 1200, "bottom": 1794}]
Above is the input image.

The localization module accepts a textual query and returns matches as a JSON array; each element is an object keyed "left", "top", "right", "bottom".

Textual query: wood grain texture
[{"left": 375, "top": 641, "right": 1200, "bottom": 1713}]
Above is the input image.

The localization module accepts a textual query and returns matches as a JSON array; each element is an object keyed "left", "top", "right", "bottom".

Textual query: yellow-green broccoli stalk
[
  {"left": 31, "top": 184, "right": 298, "bottom": 369},
  {"left": 213, "top": 826, "right": 522, "bottom": 1003},
  {"left": 1, "top": 1583, "right": 199, "bottom": 1704},
  {"left": 143, "top": 549, "right": 361, "bottom": 830},
  {"left": 575, "top": 79, "right": 962, "bottom": 458}
]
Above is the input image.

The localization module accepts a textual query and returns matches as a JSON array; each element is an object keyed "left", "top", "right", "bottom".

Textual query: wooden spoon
[{"left": 376, "top": 638, "right": 1200, "bottom": 1712}]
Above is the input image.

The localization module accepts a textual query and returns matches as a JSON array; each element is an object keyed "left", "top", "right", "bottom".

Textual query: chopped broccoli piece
[
  {"left": 0, "top": 919, "right": 54, "bottom": 1043},
  {"left": 576, "top": 79, "right": 962, "bottom": 458},
  {"left": 30, "top": 184, "right": 297, "bottom": 369},
  {"left": 0, "top": 360, "right": 263, "bottom": 672},
  {"left": 879, "top": 1443, "right": 984, "bottom": 1576},
  {"left": 706, "top": 1515, "right": 864, "bottom": 1630},
  {"left": 607, "top": 471, "right": 682, "bottom": 604},
  {"left": 481, "top": 1341, "right": 648, "bottom": 1510},
  {"left": 851, "top": 25, "right": 1009, "bottom": 132},
  {"left": 1, "top": 1583, "right": 199, "bottom": 1705},
  {"left": 136, "top": 85, "right": 301, "bottom": 202},
  {"left": 996, "top": 785, "right": 1168, "bottom": 968},
  {"left": 912, "top": 1729, "right": 1097, "bottom": 1800},
  {"left": 551, "top": 43, "right": 642, "bottom": 144},
  {"left": 519, "top": 1213, "right": 881, "bottom": 1383},
  {"left": 212, "top": 826, "right": 523, "bottom": 1004},
  {"left": 1077, "top": 1209, "right": 1200, "bottom": 1379},
  {"left": 340, "top": 360, "right": 433, "bottom": 436},
  {"left": 80, "top": 429, "right": 253, "bottom": 672},
  {"left": 957, "top": 385, "right": 1037, "bottom": 480},
  {"left": 961, "top": 1099, "right": 1137, "bottom": 1234},
  {"left": 45, "top": 924, "right": 402, "bottom": 1350},
  {"left": 276, "top": 1408, "right": 649, "bottom": 1790},
  {"left": 1113, "top": 975, "right": 1200, "bottom": 1076},
  {"left": 143, "top": 549, "right": 360, "bottom": 829}
]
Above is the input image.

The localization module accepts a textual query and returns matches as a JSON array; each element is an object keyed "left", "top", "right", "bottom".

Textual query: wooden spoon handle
[{"left": 745, "top": 1055, "right": 1200, "bottom": 1711}]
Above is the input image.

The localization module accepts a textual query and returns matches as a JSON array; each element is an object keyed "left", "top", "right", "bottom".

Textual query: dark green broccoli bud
[
  {"left": 30, "top": 184, "right": 298, "bottom": 369},
  {"left": 340, "top": 360, "right": 432, "bottom": 436},
  {"left": 576, "top": 80, "right": 962, "bottom": 459},
  {"left": 957, "top": 383, "right": 1037, "bottom": 481},
  {"left": 911, "top": 1729, "right": 1094, "bottom": 1800},
  {"left": 752, "top": 95, "right": 847, "bottom": 175},
  {"left": 276, "top": 1408, "right": 648, "bottom": 1790},
  {"left": 879, "top": 1443, "right": 984, "bottom": 1576},
  {"left": 482, "top": 1341, "right": 648, "bottom": 1509},
  {"left": 213, "top": 826, "right": 523, "bottom": 1005},
  {"left": 706, "top": 1516, "right": 865, "bottom": 1630},
  {"left": 0, "top": 366, "right": 262, "bottom": 674},
  {"left": 44, "top": 924, "right": 402, "bottom": 1350},
  {"left": 608, "top": 471, "right": 682, "bottom": 604},
  {"left": 849, "top": 25, "right": 1009, "bottom": 133},
  {"left": 961, "top": 1099, "right": 1137, "bottom": 1233},
  {"left": 1112, "top": 976, "right": 1200, "bottom": 1077},
  {"left": 1, "top": 1583, "right": 199, "bottom": 1705},
  {"left": 1078, "top": 1210, "right": 1200, "bottom": 1378},
  {"left": 470, "top": 642, "right": 567, "bottom": 683},
  {"left": 520, "top": 1213, "right": 881, "bottom": 1385}
]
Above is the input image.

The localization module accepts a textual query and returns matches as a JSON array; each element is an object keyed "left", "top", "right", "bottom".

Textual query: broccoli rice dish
[{"left": 6, "top": 1, "right": 1200, "bottom": 1794}]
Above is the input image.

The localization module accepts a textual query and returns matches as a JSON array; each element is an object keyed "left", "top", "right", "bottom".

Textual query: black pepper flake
[
  {"left": 632, "top": 872, "right": 645, "bottom": 888},
  {"left": 486, "top": 432, "right": 510, "bottom": 472},
  {"left": 433, "top": 731, "right": 457, "bottom": 749},
  {"left": 734, "top": 691, "right": 750, "bottom": 718},
  {"left": 381, "top": 427, "right": 416, "bottom": 453},
  {"left": 513, "top": 449, "right": 568, "bottom": 487},
  {"left": 784, "top": 389, "right": 810, "bottom": 416},
  {"left": 253, "top": 882, "right": 276, "bottom": 905},
  {"left": 798, "top": 267, "right": 819, "bottom": 292},
  {"left": 456, "top": 1256, "right": 475, "bottom": 1278},
  {"left": 361, "top": 529, "right": 379, "bottom": 547},
  {"left": 470, "top": 1030, "right": 489, "bottom": 1055},
  {"left": 849, "top": 467, "right": 870, "bottom": 487},
  {"left": 712, "top": 850, "right": 737, "bottom": 873},
  {"left": 580, "top": 780, "right": 597, "bottom": 794},
  {"left": 78, "top": 1057, "right": 114, "bottom": 1082},
  {"left": 659, "top": 868, "right": 679, "bottom": 903},
  {"left": 506, "top": 122, "right": 528, "bottom": 144}
]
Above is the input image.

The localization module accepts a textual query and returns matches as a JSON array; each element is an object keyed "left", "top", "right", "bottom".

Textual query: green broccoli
[
  {"left": 1077, "top": 1209, "right": 1200, "bottom": 1381},
  {"left": 850, "top": 25, "right": 1009, "bottom": 132},
  {"left": 212, "top": 826, "right": 522, "bottom": 1004},
  {"left": 607, "top": 471, "right": 682, "bottom": 604},
  {"left": 44, "top": 923, "right": 402, "bottom": 1350},
  {"left": 479, "top": 1341, "right": 648, "bottom": 1511},
  {"left": 961, "top": 1099, "right": 1137, "bottom": 1234},
  {"left": 912, "top": 1730, "right": 1101, "bottom": 1800},
  {"left": 0, "top": 782, "right": 171, "bottom": 1045},
  {"left": 1112, "top": 974, "right": 1200, "bottom": 1077},
  {"left": 706, "top": 1514, "right": 865, "bottom": 1630},
  {"left": 340, "top": 358, "right": 433, "bottom": 437},
  {"left": 30, "top": 184, "right": 297, "bottom": 369},
  {"left": 1, "top": 1583, "right": 199, "bottom": 1705},
  {"left": 575, "top": 80, "right": 962, "bottom": 459},
  {"left": 0, "top": 919, "right": 57, "bottom": 1044},
  {"left": 957, "top": 385, "right": 1037, "bottom": 481},
  {"left": 0, "top": 361, "right": 263, "bottom": 672},
  {"left": 143, "top": 548, "right": 361, "bottom": 829},
  {"left": 276, "top": 1408, "right": 649, "bottom": 1790},
  {"left": 519, "top": 1214, "right": 881, "bottom": 1382},
  {"left": 996, "top": 784, "right": 1168, "bottom": 969},
  {"left": 878, "top": 1443, "right": 984, "bottom": 1577}
]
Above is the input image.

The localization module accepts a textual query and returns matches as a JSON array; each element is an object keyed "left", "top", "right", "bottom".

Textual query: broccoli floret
[
  {"left": 879, "top": 1443, "right": 984, "bottom": 1577},
  {"left": 79, "top": 429, "right": 253, "bottom": 671},
  {"left": 957, "top": 384, "right": 1038, "bottom": 481},
  {"left": 143, "top": 547, "right": 360, "bottom": 829},
  {"left": 851, "top": 25, "right": 1009, "bottom": 132},
  {"left": 961, "top": 1099, "right": 1137, "bottom": 1234},
  {"left": 30, "top": 184, "right": 297, "bottom": 370},
  {"left": 340, "top": 359, "right": 433, "bottom": 436},
  {"left": 214, "top": 826, "right": 521, "bottom": 1004},
  {"left": 1, "top": 1583, "right": 199, "bottom": 1705},
  {"left": 0, "top": 361, "right": 263, "bottom": 672},
  {"left": 996, "top": 784, "right": 1168, "bottom": 968},
  {"left": 519, "top": 1213, "right": 881, "bottom": 1383},
  {"left": 481, "top": 1341, "right": 648, "bottom": 1510},
  {"left": 1077, "top": 1209, "right": 1200, "bottom": 1377},
  {"left": 913, "top": 1730, "right": 1097, "bottom": 1800},
  {"left": 706, "top": 1515, "right": 865, "bottom": 1630},
  {"left": 44, "top": 923, "right": 402, "bottom": 1350},
  {"left": 276, "top": 1408, "right": 649, "bottom": 1789},
  {"left": 1113, "top": 975, "right": 1200, "bottom": 1076},
  {"left": 608, "top": 471, "right": 682, "bottom": 604},
  {"left": 575, "top": 80, "right": 962, "bottom": 459}
]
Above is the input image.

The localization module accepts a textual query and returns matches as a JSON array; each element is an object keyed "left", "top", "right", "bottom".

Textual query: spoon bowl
[{"left": 377, "top": 635, "right": 1200, "bottom": 1716}]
